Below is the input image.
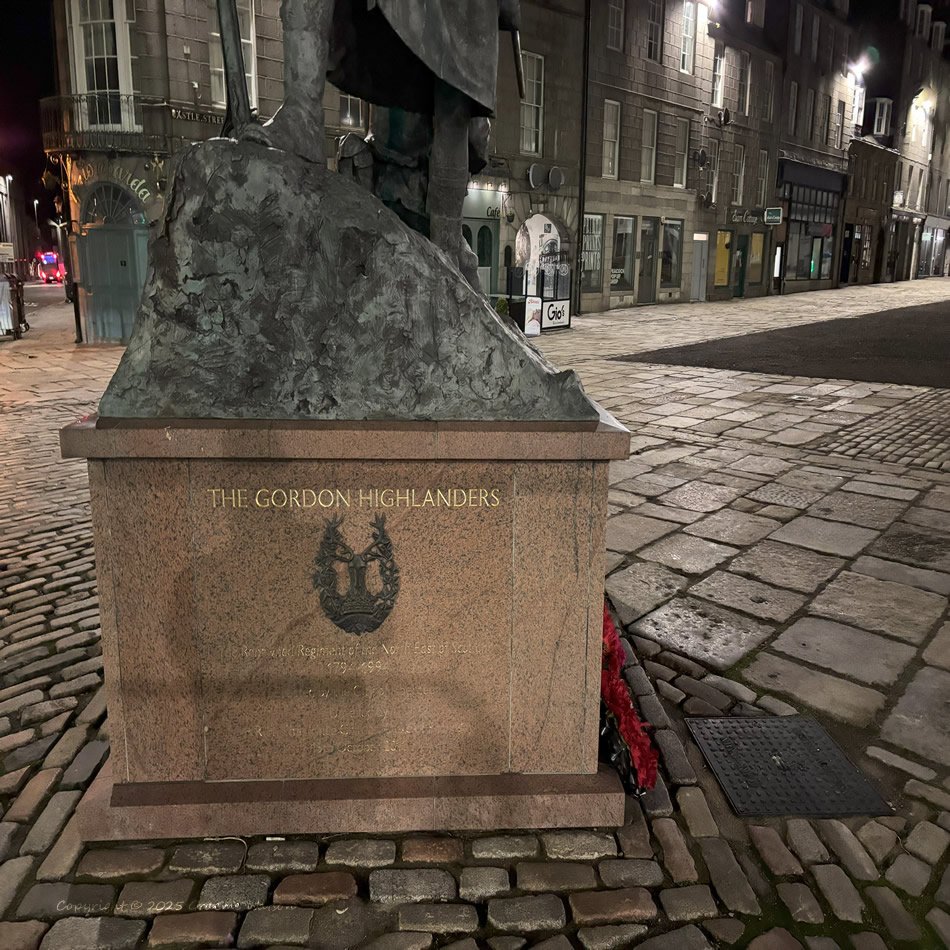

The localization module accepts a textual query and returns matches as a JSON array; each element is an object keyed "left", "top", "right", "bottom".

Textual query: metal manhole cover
[{"left": 686, "top": 715, "right": 891, "bottom": 818}]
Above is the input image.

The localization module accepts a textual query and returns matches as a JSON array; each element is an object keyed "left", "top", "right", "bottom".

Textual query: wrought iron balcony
[{"left": 41, "top": 94, "right": 172, "bottom": 156}]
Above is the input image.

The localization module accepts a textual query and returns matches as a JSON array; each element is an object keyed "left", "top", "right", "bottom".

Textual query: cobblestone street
[{"left": 1, "top": 281, "right": 950, "bottom": 948}]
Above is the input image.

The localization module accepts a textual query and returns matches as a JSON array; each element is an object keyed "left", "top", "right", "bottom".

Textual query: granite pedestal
[{"left": 61, "top": 416, "right": 628, "bottom": 837}]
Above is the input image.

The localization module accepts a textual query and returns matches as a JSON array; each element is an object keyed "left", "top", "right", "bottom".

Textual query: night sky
[{"left": 0, "top": 1, "right": 56, "bottom": 247}]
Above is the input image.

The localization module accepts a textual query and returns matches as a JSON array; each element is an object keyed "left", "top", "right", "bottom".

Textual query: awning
[{"left": 778, "top": 159, "right": 847, "bottom": 193}]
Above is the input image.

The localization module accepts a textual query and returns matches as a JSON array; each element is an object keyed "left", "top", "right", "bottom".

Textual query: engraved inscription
[{"left": 206, "top": 486, "right": 502, "bottom": 509}]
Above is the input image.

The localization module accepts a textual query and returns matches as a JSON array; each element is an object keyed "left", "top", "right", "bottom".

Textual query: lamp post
[{"left": 33, "top": 199, "right": 39, "bottom": 234}]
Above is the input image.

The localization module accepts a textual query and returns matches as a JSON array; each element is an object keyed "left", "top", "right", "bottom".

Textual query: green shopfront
[{"left": 776, "top": 160, "right": 847, "bottom": 294}]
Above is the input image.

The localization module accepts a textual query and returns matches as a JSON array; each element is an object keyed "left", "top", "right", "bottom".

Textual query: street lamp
[{"left": 33, "top": 199, "right": 39, "bottom": 232}]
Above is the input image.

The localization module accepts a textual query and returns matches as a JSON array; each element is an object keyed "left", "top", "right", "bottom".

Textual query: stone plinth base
[
  {"left": 77, "top": 761, "right": 624, "bottom": 840},
  {"left": 62, "top": 416, "right": 628, "bottom": 833}
]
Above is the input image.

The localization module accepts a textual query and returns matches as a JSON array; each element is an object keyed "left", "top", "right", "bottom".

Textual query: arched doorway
[{"left": 78, "top": 182, "right": 148, "bottom": 343}]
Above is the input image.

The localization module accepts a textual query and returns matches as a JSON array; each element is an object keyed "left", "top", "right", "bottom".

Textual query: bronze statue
[{"left": 217, "top": 0, "right": 523, "bottom": 280}]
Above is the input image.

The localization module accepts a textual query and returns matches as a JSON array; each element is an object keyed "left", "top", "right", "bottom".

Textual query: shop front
[
  {"left": 67, "top": 154, "right": 164, "bottom": 343},
  {"left": 776, "top": 160, "right": 846, "bottom": 294},
  {"left": 917, "top": 215, "right": 950, "bottom": 277},
  {"left": 580, "top": 210, "right": 687, "bottom": 310},
  {"left": 462, "top": 180, "right": 514, "bottom": 296},
  {"left": 709, "top": 208, "right": 773, "bottom": 301},
  {"left": 884, "top": 210, "right": 922, "bottom": 283}
]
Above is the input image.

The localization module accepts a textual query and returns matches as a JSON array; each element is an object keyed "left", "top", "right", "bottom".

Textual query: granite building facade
[
  {"left": 42, "top": 0, "right": 584, "bottom": 342},
  {"left": 42, "top": 0, "right": 950, "bottom": 337}
]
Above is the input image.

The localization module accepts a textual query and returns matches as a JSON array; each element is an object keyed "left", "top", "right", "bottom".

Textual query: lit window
[
  {"left": 873, "top": 99, "right": 892, "bottom": 136},
  {"left": 674, "top": 117, "right": 689, "bottom": 187},
  {"left": 834, "top": 99, "right": 845, "bottom": 148},
  {"left": 581, "top": 214, "right": 604, "bottom": 293},
  {"left": 732, "top": 143, "right": 745, "bottom": 205},
  {"left": 520, "top": 52, "right": 544, "bottom": 155},
  {"left": 339, "top": 94, "right": 363, "bottom": 128},
  {"left": 641, "top": 109, "right": 657, "bottom": 183},
  {"left": 738, "top": 51, "right": 751, "bottom": 115},
  {"left": 647, "top": 0, "right": 664, "bottom": 62},
  {"left": 680, "top": 1, "right": 696, "bottom": 73},
  {"left": 712, "top": 43, "right": 725, "bottom": 108},
  {"left": 210, "top": 0, "right": 257, "bottom": 109},
  {"left": 602, "top": 100, "right": 621, "bottom": 178},
  {"left": 607, "top": 0, "right": 624, "bottom": 51}
]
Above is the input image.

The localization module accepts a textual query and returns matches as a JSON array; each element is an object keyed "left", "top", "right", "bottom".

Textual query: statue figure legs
[
  {"left": 263, "top": 0, "right": 333, "bottom": 163},
  {"left": 429, "top": 81, "right": 480, "bottom": 289}
]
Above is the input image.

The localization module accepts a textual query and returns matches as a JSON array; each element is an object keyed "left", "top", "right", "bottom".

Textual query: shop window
[
  {"left": 520, "top": 52, "right": 544, "bottom": 155},
  {"left": 581, "top": 214, "right": 604, "bottom": 293},
  {"left": 610, "top": 216, "right": 636, "bottom": 292},
  {"left": 477, "top": 226, "right": 493, "bottom": 268},
  {"left": 661, "top": 220, "right": 683, "bottom": 287},
  {"left": 210, "top": 0, "right": 257, "bottom": 109},
  {"left": 714, "top": 231, "right": 732, "bottom": 286},
  {"left": 462, "top": 225, "right": 473, "bottom": 249},
  {"left": 820, "top": 238, "right": 833, "bottom": 279},
  {"left": 749, "top": 232, "right": 765, "bottom": 283}
]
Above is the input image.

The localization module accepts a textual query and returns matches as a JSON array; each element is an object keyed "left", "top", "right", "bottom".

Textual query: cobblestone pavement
[{"left": 1, "top": 283, "right": 950, "bottom": 949}]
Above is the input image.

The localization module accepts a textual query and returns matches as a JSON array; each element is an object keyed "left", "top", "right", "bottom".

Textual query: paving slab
[
  {"left": 606, "top": 514, "right": 677, "bottom": 553},
  {"left": 743, "top": 653, "right": 885, "bottom": 726},
  {"left": 771, "top": 617, "right": 916, "bottom": 686},
  {"left": 923, "top": 622, "right": 950, "bottom": 670},
  {"left": 881, "top": 667, "right": 950, "bottom": 767},
  {"left": 870, "top": 522, "right": 950, "bottom": 573},
  {"left": 632, "top": 597, "right": 773, "bottom": 670},
  {"left": 807, "top": 491, "right": 908, "bottom": 529},
  {"left": 637, "top": 535, "right": 739, "bottom": 575},
  {"left": 689, "top": 571, "right": 807, "bottom": 622},
  {"left": 808, "top": 571, "right": 946, "bottom": 644},
  {"left": 683, "top": 509, "right": 780, "bottom": 545},
  {"left": 729, "top": 540, "right": 845, "bottom": 593},
  {"left": 851, "top": 555, "right": 950, "bottom": 595},
  {"left": 769, "top": 517, "right": 878, "bottom": 558},
  {"left": 605, "top": 562, "right": 689, "bottom": 627},
  {"left": 659, "top": 482, "right": 744, "bottom": 512}
]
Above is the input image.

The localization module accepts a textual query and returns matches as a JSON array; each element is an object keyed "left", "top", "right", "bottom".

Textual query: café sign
[{"left": 729, "top": 207, "right": 783, "bottom": 226}]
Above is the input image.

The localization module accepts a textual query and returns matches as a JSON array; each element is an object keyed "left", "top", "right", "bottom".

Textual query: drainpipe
[{"left": 574, "top": 0, "right": 591, "bottom": 317}]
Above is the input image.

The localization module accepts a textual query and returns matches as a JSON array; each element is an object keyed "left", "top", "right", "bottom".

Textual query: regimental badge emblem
[{"left": 313, "top": 514, "right": 400, "bottom": 634}]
